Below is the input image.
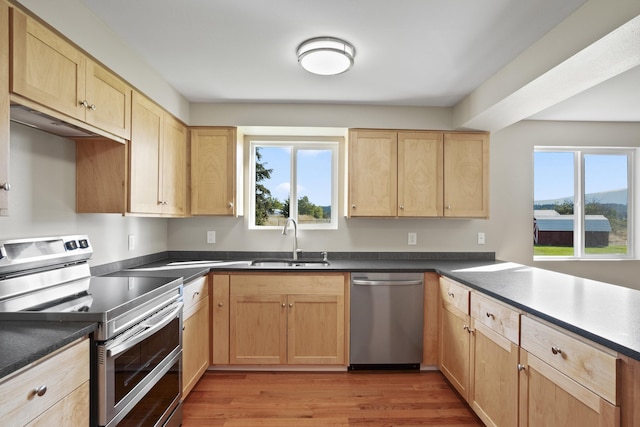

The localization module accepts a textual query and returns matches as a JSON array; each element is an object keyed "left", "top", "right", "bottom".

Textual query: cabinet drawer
[
  {"left": 183, "top": 275, "right": 208, "bottom": 317},
  {"left": 521, "top": 316, "right": 618, "bottom": 404},
  {"left": 0, "top": 337, "right": 89, "bottom": 426},
  {"left": 471, "top": 292, "right": 520, "bottom": 344},
  {"left": 439, "top": 276, "right": 470, "bottom": 314}
]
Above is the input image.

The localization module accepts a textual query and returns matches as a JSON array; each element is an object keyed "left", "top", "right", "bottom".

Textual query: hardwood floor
[{"left": 182, "top": 371, "right": 483, "bottom": 426}]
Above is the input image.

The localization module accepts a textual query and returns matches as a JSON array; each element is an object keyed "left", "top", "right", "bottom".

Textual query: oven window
[
  {"left": 114, "top": 316, "right": 180, "bottom": 404},
  {"left": 118, "top": 358, "right": 180, "bottom": 427}
]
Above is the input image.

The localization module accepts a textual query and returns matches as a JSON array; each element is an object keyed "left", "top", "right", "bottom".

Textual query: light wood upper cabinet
[
  {"left": 348, "top": 129, "right": 397, "bottom": 217},
  {"left": 76, "top": 93, "right": 186, "bottom": 217},
  {"left": 443, "top": 133, "right": 490, "bottom": 218},
  {"left": 398, "top": 132, "right": 444, "bottom": 217},
  {"left": 228, "top": 273, "right": 346, "bottom": 366},
  {"left": 190, "top": 127, "right": 236, "bottom": 216},
  {"left": 10, "top": 8, "right": 131, "bottom": 140},
  {"left": 349, "top": 129, "right": 487, "bottom": 218},
  {"left": 130, "top": 92, "right": 186, "bottom": 216},
  {"left": 0, "top": 1, "right": 9, "bottom": 216}
]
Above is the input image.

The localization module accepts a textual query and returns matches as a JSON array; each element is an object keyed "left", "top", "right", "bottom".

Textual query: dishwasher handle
[{"left": 352, "top": 279, "right": 423, "bottom": 286}]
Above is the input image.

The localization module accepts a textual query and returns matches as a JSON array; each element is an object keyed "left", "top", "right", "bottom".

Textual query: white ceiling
[{"left": 78, "top": 0, "right": 639, "bottom": 123}]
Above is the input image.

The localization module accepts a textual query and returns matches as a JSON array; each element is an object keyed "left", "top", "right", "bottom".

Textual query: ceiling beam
[{"left": 452, "top": 0, "right": 640, "bottom": 132}]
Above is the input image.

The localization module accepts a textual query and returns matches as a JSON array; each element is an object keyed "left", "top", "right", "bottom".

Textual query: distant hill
[{"left": 535, "top": 189, "right": 627, "bottom": 206}]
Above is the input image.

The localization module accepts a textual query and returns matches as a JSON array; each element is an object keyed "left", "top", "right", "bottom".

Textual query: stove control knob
[
  {"left": 78, "top": 239, "right": 89, "bottom": 249},
  {"left": 65, "top": 240, "right": 78, "bottom": 250}
]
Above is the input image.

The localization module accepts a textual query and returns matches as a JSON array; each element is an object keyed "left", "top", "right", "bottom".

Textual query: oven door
[{"left": 97, "top": 301, "right": 183, "bottom": 427}]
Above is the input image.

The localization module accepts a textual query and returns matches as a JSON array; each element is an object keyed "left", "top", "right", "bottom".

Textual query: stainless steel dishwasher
[{"left": 349, "top": 272, "right": 424, "bottom": 369}]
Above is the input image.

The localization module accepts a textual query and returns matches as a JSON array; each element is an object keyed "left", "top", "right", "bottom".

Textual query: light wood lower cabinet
[
  {"left": 468, "top": 293, "right": 520, "bottom": 427},
  {"left": 519, "top": 315, "right": 620, "bottom": 427},
  {"left": 182, "top": 276, "right": 210, "bottom": 398},
  {"left": 0, "top": 337, "right": 90, "bottom": 426},
  {"left": 438, "top": 277, "right": 471, "bottom": 398},
  {"left": 0, "top": 0, "right": 9, "bottom": 216},
  {"left": 228, "top": 273, "right": 346, "bottom": 365},
  {"left": 211, "top": 273, "right": 230, "bottom": 365}
]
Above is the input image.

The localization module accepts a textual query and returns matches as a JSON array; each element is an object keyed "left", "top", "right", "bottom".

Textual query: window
[
  {"left": 533, "top": 147, "right": 634, "bottom": 259},
  {"left": 249, "top": 139, "right": 338, "bottom": 230}
]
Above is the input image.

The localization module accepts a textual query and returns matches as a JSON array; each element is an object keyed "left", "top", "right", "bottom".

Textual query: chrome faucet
[{"left": 282, "top": 217, "right": 299, "bottom": 260}]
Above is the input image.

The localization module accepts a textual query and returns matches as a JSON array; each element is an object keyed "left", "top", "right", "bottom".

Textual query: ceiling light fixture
[{"left": 296, "top": 37, "right": 356, "bottom": 76}]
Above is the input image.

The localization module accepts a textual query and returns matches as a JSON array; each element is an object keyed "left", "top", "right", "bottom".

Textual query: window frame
[
  {"left": 248, "top": 139, "right": 339, "bottom": 230},
  {"left": 533, "top": 146, "right": 635, "bottom": 260}
]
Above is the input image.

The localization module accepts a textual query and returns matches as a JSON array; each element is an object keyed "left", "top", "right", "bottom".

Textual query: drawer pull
[
  {"left": 463, "top": 325, "right": 475, "bottom": 334},
  {"left": 282, "top": 303, "right": 286, "bottom": 308},
  {"left": 551, "top": 346, "right": 563, "bottom": 355},
  {"left": 448, "top": 292, "right": 455, "bottom": 297},
  {"left": 486, "top": 312, "right": 494, "bottom": 319},
  {"left": 193, "top": 291, "right": 200, "bottom": 297},
  {"left": 218, "top": 302, "right": 223, "bottom": 307},
  {"left": 517, "top": 364, "right": 526, "bottom": 372},
  {"left": 34, "top": 385, "right": 47, "bottom": 397}
]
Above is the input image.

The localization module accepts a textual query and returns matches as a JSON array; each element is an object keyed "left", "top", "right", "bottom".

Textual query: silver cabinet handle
[
  {"left": 228, "top": 202, "right": 234, "bottom": 208},
  {"left": 551, "top": 346, "right": 563, "bottom": 355},
  {"left": 281, "top": 303, "right": 286, "bottom": 308},
  {"left": 399, "top": 205, "right": 404, "bottom": 210},
  {"left": 193, "top": 291, "right": 200, "bottom": 297},
  {"left": 447, "top": 292, "right": 455, "bottom": 297},
  {"left": 486, "top": 312, "right": 494, "bottom": 319},
  {"left": 34, "top": 385, "right": 47, "bottom": 397},
  {"left": 351, "top": 204, "right": 356, "bottom": 209},
  {"left": 517, "top": 364, "right": 525, "bottom": 372},
  {"left": 289, "top": 303, "right": 293, "bottom": 308},
  {"left": 353, "top": 279, "right": 423, "bottom": 286},
  {"left": 0, "top": 182, "right": 10, "bottom": 191},
  {"left": 88, "top": 104, "right": 96, "bottom": 111},
  {"left": 218, "top": 302, "right": 223, "bottom": 307},
  {"left": 79, "top": 100, "right": 88, "bottom": 108}
]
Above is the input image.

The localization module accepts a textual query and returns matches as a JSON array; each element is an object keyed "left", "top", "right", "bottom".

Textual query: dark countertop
[
  {"left": 117, "top": 256, "right": 640, "bottom": 361},
  {"left": 0, "top": 321, "right": 96, "bottom": 378},
  {"left": 4, "top": 253, "right": 638, "bottom": 379}
]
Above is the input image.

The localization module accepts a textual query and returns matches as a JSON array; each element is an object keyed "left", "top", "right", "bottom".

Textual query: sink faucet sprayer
[{"left": 282, "top": 217, "right": 299, "bottom": 260}]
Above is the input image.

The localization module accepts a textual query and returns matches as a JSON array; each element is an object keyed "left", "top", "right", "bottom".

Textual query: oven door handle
[{"left": 106, "top": 301, "right": 183, "bottom": 358}]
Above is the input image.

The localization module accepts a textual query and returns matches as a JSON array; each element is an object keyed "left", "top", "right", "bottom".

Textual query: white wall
[{"left": 0, "top": 123, "right": 169, "bottom": 267}]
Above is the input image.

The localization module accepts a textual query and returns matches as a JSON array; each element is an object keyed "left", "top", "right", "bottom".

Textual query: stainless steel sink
[{"left": 250, "top": 259, "right": 331, "bottom": 267}]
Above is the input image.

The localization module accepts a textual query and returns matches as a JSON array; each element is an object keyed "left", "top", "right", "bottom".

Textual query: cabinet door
[
  {"left": 84, "top": 60, "right": 131, "bottom": 140},
  {"left": 287, "top": 294, "right": 344, "bottom": 365},
  {"left": 469, "top": 321, "right": 519, "bottom": 427},
  {"left": 443, "top": 133, "right": 489, "bottom": 218},
  {"left": 519, "top": 350, "right": 619, "bottom": 427},
  {"left": 439, "top": 302, "right": 470, "bottom": 399},
  {"left": 10, "top": 8, "right": 85, "bottom": 121},
  {"left": 161, "top": 114, "right": 187, "bottom": 216},
  {"left": 0, "top": 1, "right": 9, "bottom": 216},
  {"left": 130, "top": 92, "right": 162, "bottom": 214},
  {"left": 211, "top": 274, "right": 230, "bottom": 364},
  {"left": 398, "top": 132, "right": 443, "bottom": 217},
  {"left": 26, "top": 381, "right": 89, "bottom": 427},
  {"left": 229, "top": 294, "right": 286, "bottom": 364},
  {"left": 191, "top": 128, "right": 236, "bottom": 215},
  {"left": 182, "top": 299, "right": 210, "bottom": 398},
  {"left": 348, "top": 130, "right": 397, "bottom": 217}
]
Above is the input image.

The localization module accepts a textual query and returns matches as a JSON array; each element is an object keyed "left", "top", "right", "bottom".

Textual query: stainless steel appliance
[
  {"left": 349, "top": 272, "right": 424, "bottom": 369},
  {"left": 0, "top": 235, "right": 183, "bottom": 427}
]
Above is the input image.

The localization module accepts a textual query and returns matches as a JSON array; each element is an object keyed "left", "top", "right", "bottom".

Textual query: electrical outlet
[
  {"left": 477, "top": 232, "right": 485, "bottom": 245},
  {"left": 128, "top": 234, "right": 135, "bottom": 251},
  {"left": 408, "top": 232, "right": 417, "bottom": 245},
  {"left": 207, "top": 230, "right": 216, "bottom": 244}
]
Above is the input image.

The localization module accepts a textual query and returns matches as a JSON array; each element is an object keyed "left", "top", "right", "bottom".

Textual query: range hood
[{"left": 10, "top": 104, "right": 98, "bottom": 138}]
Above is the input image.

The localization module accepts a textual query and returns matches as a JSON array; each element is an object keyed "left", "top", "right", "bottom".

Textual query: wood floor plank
[{"left": 182, "top": 371, "right": 483, "bottom": 427}]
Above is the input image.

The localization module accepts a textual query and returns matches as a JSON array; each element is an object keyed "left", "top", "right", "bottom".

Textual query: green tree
[{"left": 255, "top": 148, "right": 276, "bottom": 225}]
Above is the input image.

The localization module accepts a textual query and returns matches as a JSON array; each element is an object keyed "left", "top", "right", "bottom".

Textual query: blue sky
[
  {"left": 258, "top": 146, "right": 332, "bottom": 206},
  {"left": 534, "top": 151, "right": 628, "bottom": 201}
]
